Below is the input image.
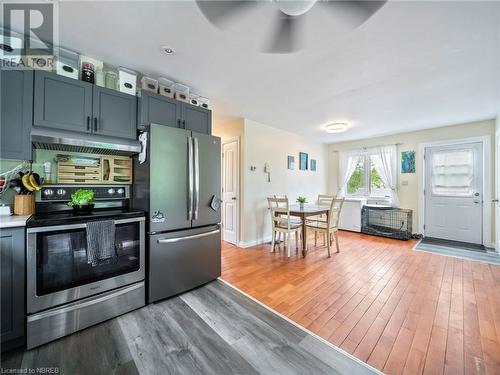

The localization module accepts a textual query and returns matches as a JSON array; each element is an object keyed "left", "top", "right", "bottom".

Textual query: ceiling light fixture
[
  {"left": 325, "top": 123, "right": 349, "bottom": 133},
  {"left": 161, "top": 46, "right": 176, "bottom": 55}
]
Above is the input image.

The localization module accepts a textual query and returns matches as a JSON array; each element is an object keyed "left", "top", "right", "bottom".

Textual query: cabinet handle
[
  {"left": 177, "top": 119, "right": 181, "bottom": 128},
  {"left": 94, "top": 117, "right": 98, "bottom": 132},
  {"left": 86, "top": 116, "right": 90, "bottom": 132},
  {"left": 183, "top": 120, "right": 186, "bottom": 129}
]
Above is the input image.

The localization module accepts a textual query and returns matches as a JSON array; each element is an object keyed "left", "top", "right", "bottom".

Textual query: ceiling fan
[{"left": 196, "top": 0, "right": 387, "bottom": 53}]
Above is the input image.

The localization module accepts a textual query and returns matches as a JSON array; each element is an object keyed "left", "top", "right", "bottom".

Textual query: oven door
[{"left": 27, "top": 217, "right": 145, "bottom": 314}]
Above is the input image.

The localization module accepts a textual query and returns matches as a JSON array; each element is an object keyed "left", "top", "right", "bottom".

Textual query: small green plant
[
  {"left": 296, "top": 196, "right": 307, "bottom": 204},
  {"left": 68, "top": 189, "right": 95, "bottom": 207}
]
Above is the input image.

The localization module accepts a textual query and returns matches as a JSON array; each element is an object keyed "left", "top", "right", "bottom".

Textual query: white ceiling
[{"left": 13, "top": 1, "right": 500, "bottom": 142}]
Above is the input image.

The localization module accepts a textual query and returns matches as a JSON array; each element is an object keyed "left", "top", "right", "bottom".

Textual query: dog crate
[{"left": 361, "top": 205, "right": 413, "bottom": 240}]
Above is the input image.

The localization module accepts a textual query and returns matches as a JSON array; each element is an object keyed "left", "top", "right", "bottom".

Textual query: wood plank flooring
[
  {"left": 1, "top": 280, "right": 375, "bottom": 375},
  {"left": 221, "top": 231, "right": 500, "bottom": 375}
]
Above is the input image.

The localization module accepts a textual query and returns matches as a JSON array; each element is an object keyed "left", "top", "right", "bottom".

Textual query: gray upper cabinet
[
  {"left": 1, "top": 227, "right": 25, "bottom": 352},
  {"left": 93, "top": 86, "right": 137, "bottom": 139},
  {"left": 34, "top": 71, "right": 137, "bottom": 139},
  {"left": 1, "top": 69, "right": 33, "bottom": 161},
  {"left": 138, "top": 90, "right": 212, "bottom": 135},
  {"left": 34, "top": 70, "right": 93, "bottom": 133},
  {"left": 138, "top": 91, "right": 180, "bottom": 129},
  {"left": 182, "top": 104, "right": 211, "bottom": 135}
]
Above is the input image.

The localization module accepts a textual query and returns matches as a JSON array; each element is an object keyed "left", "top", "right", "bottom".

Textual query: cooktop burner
[{"left": 26, "top": 209, "right": 145, "bottom": 228}]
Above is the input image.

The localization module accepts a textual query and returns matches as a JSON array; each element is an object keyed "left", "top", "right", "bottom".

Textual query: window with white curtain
[
  {"left": 346, "top": 152, "right": 389, "bottom": 197},
  {"left": 431, "top": 149, "right": 474, "bottom": 196}
]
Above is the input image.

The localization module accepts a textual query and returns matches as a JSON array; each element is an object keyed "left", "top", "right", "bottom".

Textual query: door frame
[
  {"left": 418, "top": 136, "right": 492, "bottom": 247},
  {"left": 496, "top": 128, "right": 499, "bottom": 251},
  {"left": 221, "top": 137, "right": 240, "bottom": 245}
]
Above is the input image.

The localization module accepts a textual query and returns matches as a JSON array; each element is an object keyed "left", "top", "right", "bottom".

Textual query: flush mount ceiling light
[
  {"left": 325, "top": 123, "right": 349, "bottom": 133},
  {"left": 161, "top": 46, "right": 176, "bottom": 55}
]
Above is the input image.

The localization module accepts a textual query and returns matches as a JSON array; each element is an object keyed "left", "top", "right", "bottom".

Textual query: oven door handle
[
  {"left": 157, "top": 229, "right": 220, "bottom": 244},
  {"left": 27, "top": 216, "right": 145, "bottom": 233}
]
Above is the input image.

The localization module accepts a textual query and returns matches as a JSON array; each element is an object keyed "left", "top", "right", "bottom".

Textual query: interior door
[
  {"left": 496, "top": 134, "right": 499, "bottom": 251},
  {"left": 192, "top": 132, "right": 221, "bottom": 228},
  {"left": 149, "top": 125, "right": 191, "bottom": 233},
  {"left": 222, "top": 140, "right": 239, "bottom": 244},
  {"left": 424, "top": 142, "right": 483, "bottom": 244}
]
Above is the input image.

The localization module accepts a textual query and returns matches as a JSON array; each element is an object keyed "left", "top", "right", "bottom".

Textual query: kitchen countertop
[{"left": 0, "top": 215, "right": 31, "bottom": 229}]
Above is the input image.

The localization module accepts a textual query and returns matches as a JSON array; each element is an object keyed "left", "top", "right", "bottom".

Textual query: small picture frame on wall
[
  {"left": 287, "top": 155, "right": 295, "bottom": 170},
  {"left": 299, "top": 152, "right": 308, "bottom": 171},
  {"left": 310, "top": 159, "right": 317, "bottom": 171},
  {"left": 401, "top": 151, "right": 416, "bottom": 173}
]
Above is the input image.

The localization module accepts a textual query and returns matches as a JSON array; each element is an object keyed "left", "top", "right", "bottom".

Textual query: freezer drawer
[{"left": 148, "top": 226, "right": 221, "bottom": 303}]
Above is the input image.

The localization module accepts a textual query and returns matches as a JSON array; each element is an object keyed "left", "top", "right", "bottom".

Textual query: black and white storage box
[
  {"left": 141, "top": 76, "right": 158, "bottom": 93},
  {"left": 119, "top": 67, "right": 137, "bottom": 95},
  {"left": 55, "top": 47, "right": 79, "bottom": 79},
  {"left": 173, "top": 83, "right": 189, "bottom": 103},
  {"left": 158, "top": 77, "right": 175, "bottom": 98}
]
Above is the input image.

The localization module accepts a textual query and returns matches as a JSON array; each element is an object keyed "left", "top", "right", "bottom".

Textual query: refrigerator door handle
[
  {"left": 157, "top": 229, "right": 220, "bottom": 244},
  {"left": 188, "top": 136, "right": 194, "bottom": 221},
  {"left": 193, "top": 137, "right": 200, "bottom": 220}
]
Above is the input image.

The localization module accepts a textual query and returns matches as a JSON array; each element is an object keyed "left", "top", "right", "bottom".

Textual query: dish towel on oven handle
[{"left": 86, "top": 220, "right": 116, "bottom": 266}]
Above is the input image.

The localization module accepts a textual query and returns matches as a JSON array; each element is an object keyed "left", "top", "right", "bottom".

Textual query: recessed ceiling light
[
  {"left": 325, "top": 123, "right": 349, "bottom": 133},
  {"left": 161, "top": 46, "right": 176, "bottom": 55}
]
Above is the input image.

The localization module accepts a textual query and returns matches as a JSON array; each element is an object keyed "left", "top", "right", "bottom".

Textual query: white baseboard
[{"left": 238, "top": 236, "right": 273, "bottom": 249}]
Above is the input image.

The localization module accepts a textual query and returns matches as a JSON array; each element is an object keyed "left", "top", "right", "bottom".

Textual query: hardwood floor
[
  {"left": 1, "top": 280, "right": 374, "bottom": 375},
  {"left": 221, "top": 231, "right": 500, "bottom": 375}
]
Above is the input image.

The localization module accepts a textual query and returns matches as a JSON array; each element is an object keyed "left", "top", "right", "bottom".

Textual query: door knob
[
  {"left": 493, "top": 199, "right": 499, "bottom": 203},
  {"left": 232, "top": 197, "right": 237, "bottom": 200},
  {"left": 474, "top": 192, "right": 480, "bottom": 196}
]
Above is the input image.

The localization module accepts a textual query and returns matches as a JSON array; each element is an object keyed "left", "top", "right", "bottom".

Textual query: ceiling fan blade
[
  {"left": 321, "top": 0, "right": 387, "bottom": 28},
  {"left": 196, "top": 0, "right": 260, "bottom": 28},
  {"left": 265, "top": 12, "right": 302, "bottom": 54}
]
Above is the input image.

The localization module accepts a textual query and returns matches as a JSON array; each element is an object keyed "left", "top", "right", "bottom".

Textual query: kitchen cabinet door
[
  {"left": 137, "top": 91, "right": 181, "bottom": 129},
  {"left": 182, "top": 104, "right": 211, "bottom": 135},
  {"left": 93, "top": 86, "right": 137, "bottom": 139},
  {"left": 34, "top": 71, "right": 93, "bottom": 133},
  {"left": 1, "top": 69, "right": 33, "bottom": 160},
  {"left": 1, "top": 227, "right": 25, "bottom": 351}
]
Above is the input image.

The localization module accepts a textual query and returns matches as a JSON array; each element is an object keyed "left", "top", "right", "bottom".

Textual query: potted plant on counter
[
  {"left": 296, "top": 196, "right": 307, "bottom": 210},
  {"left": 68, "top": 189, "right": 95, "bottom": 214}
]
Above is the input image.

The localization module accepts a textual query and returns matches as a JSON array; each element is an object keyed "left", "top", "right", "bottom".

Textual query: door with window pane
[{"left": 424, "top": 142, "right": 483, "bottom": 244}]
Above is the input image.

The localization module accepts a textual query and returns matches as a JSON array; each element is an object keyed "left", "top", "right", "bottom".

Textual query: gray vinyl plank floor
[{"left": 1, "top": 280, "right": 379, "bottom": 375}]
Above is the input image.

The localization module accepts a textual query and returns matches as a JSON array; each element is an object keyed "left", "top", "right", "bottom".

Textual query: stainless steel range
[{"left": 26, "top": 185, "right": 145, "bottom": 349}]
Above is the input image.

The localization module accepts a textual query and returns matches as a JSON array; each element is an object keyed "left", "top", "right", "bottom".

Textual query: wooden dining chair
[
  {"left": 306, "top": 197, "right": 345, "bottom": 257},
  {"left": 267, "top": 197, "right": 302, "bottom": 257}
]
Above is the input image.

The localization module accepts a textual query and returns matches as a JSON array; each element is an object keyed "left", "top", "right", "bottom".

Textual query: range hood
[{"left": 31, "top": 128, "right": 142, "bottom": 156}]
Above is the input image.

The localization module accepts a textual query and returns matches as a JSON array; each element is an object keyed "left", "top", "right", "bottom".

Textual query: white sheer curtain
[
  {"left": 338, "top": 150, "right": 361, "bottom": 196},
  {"left": 371, "top": 145, "right": 400, "bottom": 206}
]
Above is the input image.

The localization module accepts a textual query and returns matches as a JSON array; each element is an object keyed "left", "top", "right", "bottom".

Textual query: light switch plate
[{"left": 401, "top": 180, "right": 409, "bottom": 186}]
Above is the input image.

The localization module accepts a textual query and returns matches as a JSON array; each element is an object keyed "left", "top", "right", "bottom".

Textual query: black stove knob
[{"left": 43, "top": 189, "right": 54, "bottom": 197}]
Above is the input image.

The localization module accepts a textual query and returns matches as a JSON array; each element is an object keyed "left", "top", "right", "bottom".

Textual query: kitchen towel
[{"left": 86, "top": 220, "right": 116, "bottom": 266}]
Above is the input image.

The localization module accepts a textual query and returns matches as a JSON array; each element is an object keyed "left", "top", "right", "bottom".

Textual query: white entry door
[
  {"left": 424, "top": 142, "right": 483, "bottom": 244},
  {"left": 222, "top": 140, "right": 239, "bottom": 245}
]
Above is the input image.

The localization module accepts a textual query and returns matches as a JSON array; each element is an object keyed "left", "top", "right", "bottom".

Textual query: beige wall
[
  {"left": 214, "top": 117, "right": 329, "bottom": 247},
  {"left": 328, "top": 119, "right": 496, "bottom": 244},
  {"left": 241, "top": 119, "right": 328, "bottom": 246}
]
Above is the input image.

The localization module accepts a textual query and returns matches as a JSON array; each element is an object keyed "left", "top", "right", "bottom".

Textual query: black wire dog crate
[{"left": 361, "top": 205, "right": 413, "bottom": 240}]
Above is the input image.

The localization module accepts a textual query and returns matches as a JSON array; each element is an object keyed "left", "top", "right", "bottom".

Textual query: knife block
[{"left": 14, "top": 195, "right": 35, "bottom": 215}]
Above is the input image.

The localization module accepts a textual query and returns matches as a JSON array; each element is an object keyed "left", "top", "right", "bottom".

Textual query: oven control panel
[{"left": 38, "top": 185, "right": 129, "bottom": 201}]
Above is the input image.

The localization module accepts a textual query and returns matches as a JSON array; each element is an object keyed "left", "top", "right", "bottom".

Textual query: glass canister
[{"left": 105, "top": 70, "right": 118, "bottom": 90}]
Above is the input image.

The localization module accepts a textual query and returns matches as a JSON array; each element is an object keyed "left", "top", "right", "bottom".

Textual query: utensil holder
[{"left": 14, "top": 195, "right": 35, "bottom": 216}]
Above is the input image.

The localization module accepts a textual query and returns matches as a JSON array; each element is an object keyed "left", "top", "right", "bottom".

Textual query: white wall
[
  {"left": 241, "top": 119, "right": 328, "bottom": 247},
  {"left": 328, "top": 119, "right": 496, "bottom": 244}
]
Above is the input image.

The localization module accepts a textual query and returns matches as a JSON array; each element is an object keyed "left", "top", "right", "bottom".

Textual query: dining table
[{"left": 287, "top": 204, "right": 330, "bottom": 256}]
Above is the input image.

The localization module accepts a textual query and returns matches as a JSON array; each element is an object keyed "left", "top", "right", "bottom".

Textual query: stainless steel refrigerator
[{"left": 134, "top": 124, "right": 221, "bottom": 303}]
